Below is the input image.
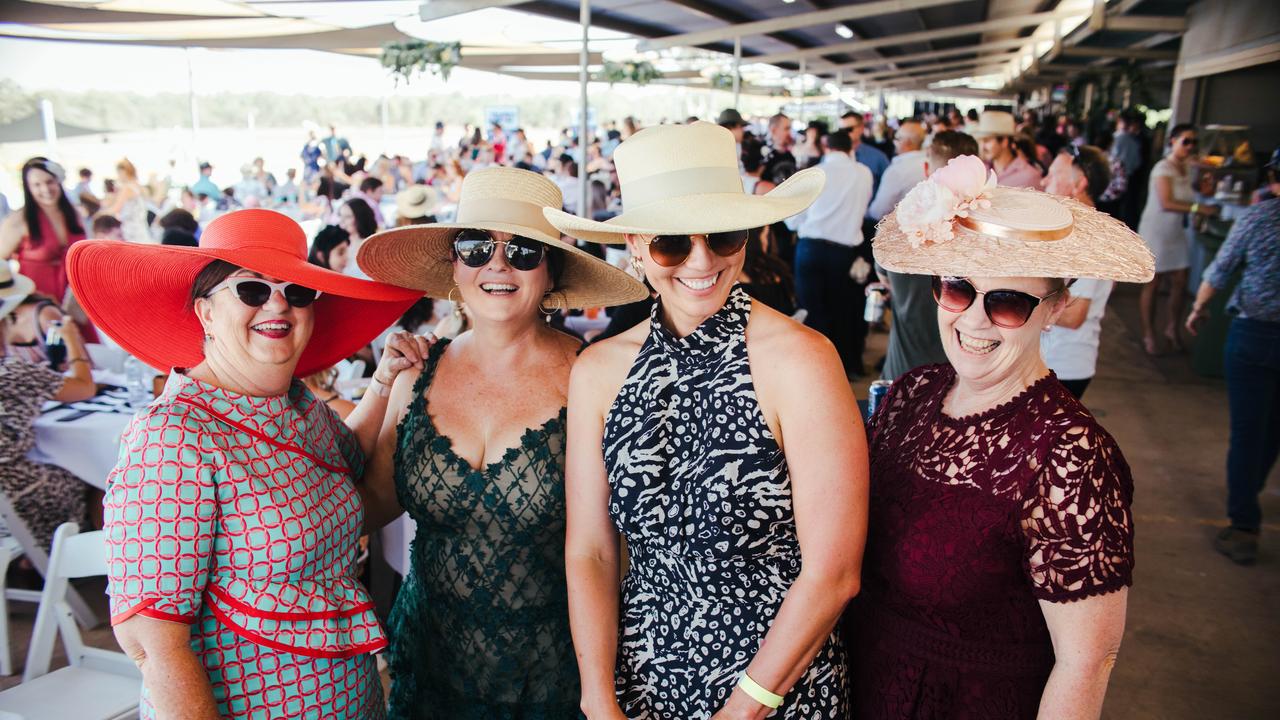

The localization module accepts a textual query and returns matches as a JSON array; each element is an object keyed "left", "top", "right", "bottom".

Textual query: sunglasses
[
  {"left": 931, "top": 276, "right": 1065, "bottom": 329},
  {"left": 1178, "top": 137, "right": 1198, "bottom": 147},
  {"left": 206, "top": 277, "right": 321, "bottom": 308},
  {"left": 644, "top": 230, "right": 749, "bottom": 267},
  {"left": 453, "top": 229, "right": 546, "bottom": 271}
]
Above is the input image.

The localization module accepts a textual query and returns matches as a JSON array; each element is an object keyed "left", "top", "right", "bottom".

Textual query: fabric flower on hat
[
  {"left": 896, "top": 154, "right": 996, "bottom": 248},
  {"left": 897, "top": 179, "right": 959, "bottom": 248}
]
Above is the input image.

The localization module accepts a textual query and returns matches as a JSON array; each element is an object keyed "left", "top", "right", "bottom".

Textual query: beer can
[
  {"left": 867, "top": 380, "right": 892, "bottom": 418},
  {"left": 864, "top": 287, "right": 887, "bottom": 324}
]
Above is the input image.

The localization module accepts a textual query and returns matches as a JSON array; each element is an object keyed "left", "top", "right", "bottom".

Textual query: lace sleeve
[{"left": 1021, "top": 421, "right": 1134, "bottom": 602}]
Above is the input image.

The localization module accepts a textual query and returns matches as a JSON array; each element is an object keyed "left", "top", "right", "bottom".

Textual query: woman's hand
[
  {"left": 372, "top": 331, "right": 433, "bottom": 390},
  {"left": 710, "top": 688, "right": 771, "bottom": 720},
  {"left": 1185, "top": 304, "right": 1209, "bottom": 336}
]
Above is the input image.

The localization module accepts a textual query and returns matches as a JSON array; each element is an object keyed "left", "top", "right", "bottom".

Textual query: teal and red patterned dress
[{"left": 104, "top": 372, "right": 387, "bottom": 720}]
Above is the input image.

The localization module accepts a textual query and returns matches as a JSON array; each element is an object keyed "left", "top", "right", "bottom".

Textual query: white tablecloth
[{"left": 29, "top": 400, "right": 137, "bottom": 491}]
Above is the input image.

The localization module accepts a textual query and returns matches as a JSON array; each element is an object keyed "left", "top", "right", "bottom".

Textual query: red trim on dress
[
  {"left": 208, "top": 585, "right": 376, "bottom": 621},
  {"left": 173, "top": 396, "right": 351, "bottom": 476},
  {"left": 110, "top": 597, "right": 196, "bottom": 626},
  {"left": 206, "top": 600, "right": 388, "bottom": 660}
]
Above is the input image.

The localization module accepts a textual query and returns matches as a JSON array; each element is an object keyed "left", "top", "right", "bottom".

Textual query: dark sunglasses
[
  {"left": 206, "top": 277, "right": 321, "bottom": 308},
  {"left": 452, "top": 229, "right": 546, "bottom": 271},
  {"left": 1178, "top": 137, "right": 1198, "bottom": 147},
  {"left": 645, "top": 230, "right": 749, "bottom": 267},
  {"left": 931, "top": 276, "right": 1065, "bottom": 329}
]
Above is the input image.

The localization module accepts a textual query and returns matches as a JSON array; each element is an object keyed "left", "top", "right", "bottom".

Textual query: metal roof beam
[
  {"left": 1104, "top": 15, "right": 1188, "bottom": 34},
  {"left": 858, "top": 51, "right": 1021, "bottom": 81},
  {"left": 636, "top": 0, "right": 964, "bottom": 52},
  {"left": 869, "top": 63, "right": 1009, "bottom": 88},
  {"left": 1059, "top": 46, "right": 1179, "bottom": 61},
  {"left": 812, "top": 36, "right": 1034, "bottom": 73},
  {"left": 747, "top": 9, "right": 1083, "bottom": 66}
]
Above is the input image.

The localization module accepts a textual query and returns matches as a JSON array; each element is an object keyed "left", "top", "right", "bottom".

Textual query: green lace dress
[{"left": 387, "top": 340, "right": 581, "bottom": 719}]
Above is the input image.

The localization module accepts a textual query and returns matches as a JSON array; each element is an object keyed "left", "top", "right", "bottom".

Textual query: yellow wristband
[{"left": 737, "top": 672, "right": 784, "bottom": 709}]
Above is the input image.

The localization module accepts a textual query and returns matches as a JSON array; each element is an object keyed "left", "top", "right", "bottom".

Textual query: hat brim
[
  {"left": 872, "top": 189, "right": 1155, "bottom": 283},
  {"left": 0, "top": 274, "right": 36, "bottom": 320},
  {"left": 357, "top": 221, "right": 650, "bottom": 309},
  {"left": 543, "top": 166, "right": 826, "bottom": 244},
  {"left": 66, "top": 240, "right": 421, "bottom": 376}
]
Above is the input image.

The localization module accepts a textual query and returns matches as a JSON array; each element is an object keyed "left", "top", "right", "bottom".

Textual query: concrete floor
[{"left": 3, "top": 285, "right": 1277, "bottom": 718}]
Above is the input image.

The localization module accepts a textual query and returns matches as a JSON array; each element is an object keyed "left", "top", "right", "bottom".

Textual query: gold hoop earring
[
  {"left": 538, "top": 292, "right": 560, "bottom": 318},
  {"left": 447, "top": 285, "right": 460, "bottom": 305}
]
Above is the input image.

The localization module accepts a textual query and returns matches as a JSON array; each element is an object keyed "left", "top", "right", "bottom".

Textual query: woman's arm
[
  {"left": 0, "top": 214, "right": 24, "bottom": 259},
  {"left": 564, "top": 349, "right": 627, "bottom": 720},
  {"left": 358, "top": 365, "right": 418, "bottom": 533},
  {"left": 51, "top": 317, "right": 96, "bottom": 402},
  {"left": 714, "top": 329, "right": 868, "bottom": 720},
  {"left": 343, "top": 331, "right": 430, "bottom": 458},
  {"left": 113, "top": 615, "right": 219, "bottom": 720},
  {"left": 1036, "top": 589, "right": 1128, "bottom": 720}
]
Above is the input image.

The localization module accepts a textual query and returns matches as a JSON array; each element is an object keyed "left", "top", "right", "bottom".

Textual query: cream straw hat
[
  {"left": 873, "top": 155, "right": 1154, "bottom": 283},
  {"left": 969, "top": 110, "right": 1018, "bottom": 138},
  {"left": 0, "top": 264, "right": 35, "bottom": 320},
  {"left": 544, "top": 121, "right": 825, "bottom": 244},
  {"left": 357, "top": 167, "right": 648, "bottom": 309}
]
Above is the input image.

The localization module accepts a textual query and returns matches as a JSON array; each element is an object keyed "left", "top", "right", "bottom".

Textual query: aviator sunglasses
[
  {"left": 644, "top": 230, "right": 749, "bottom": 267},
  {"left": 452, "top": 229, "right": 546, "bottom": 271},
  {"left": 931, "top": 276, "right": 1066, "bottom": 329},
  {"left": 206, "top": 277, "right": 321, "bottom": 308}
]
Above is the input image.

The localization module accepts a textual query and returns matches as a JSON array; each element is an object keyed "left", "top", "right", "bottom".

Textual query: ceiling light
[
  {"left": 835, "top": 24, "right": 854, "bottom": 39},
  {"left": 782, "top": 0, "right": 797, "bottom": 4}
]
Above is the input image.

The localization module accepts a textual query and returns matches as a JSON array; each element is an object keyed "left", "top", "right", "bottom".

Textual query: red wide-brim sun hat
[{"left": 66, "top": 209, "right": 422, "bottom": 377}]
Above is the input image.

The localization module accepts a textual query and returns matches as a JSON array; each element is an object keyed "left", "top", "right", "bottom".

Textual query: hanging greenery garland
[
  {"left": 710, "top": 72, "right": 741, "bottom": 90},
  {"left": 597, "top": 61, "right": 663, "bottom": 86},
  {"left": 381, "top": 40, "right": 463, "bottom": 84}
]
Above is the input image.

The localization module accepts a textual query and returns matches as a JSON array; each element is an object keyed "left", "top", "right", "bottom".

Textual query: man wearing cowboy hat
[{"left": 972, "top": 110, "right": 1043, "bottom": 189}]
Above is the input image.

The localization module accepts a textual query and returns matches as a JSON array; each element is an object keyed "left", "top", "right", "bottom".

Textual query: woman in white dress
[{"left": 1136, "top": 124, "right": 1216, "bottom": 354}]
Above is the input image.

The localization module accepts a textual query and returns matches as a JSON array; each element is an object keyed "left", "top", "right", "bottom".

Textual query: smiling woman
[
  {"left": 854, "top": 164, "right": 1156, "bottom": 719},
  {"left": 63, "top": 209, "right": 424, "bottom": 720},
  {"left": 545, "top": 122, "right": 868, "bottom": 720},
  {"left": 354, "top": 167, "right": 647, "bottom": 719}
]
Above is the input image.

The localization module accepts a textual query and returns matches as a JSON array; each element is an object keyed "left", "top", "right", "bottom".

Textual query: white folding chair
[
  {"left": 0, "top": 491, "right": 97, "bottom": 631},
  {"left": 0, "top": 523, "right": 141, "bottom": 720},
  {"left": 0, "top": 538, "right": 42, "bottom": 676}
]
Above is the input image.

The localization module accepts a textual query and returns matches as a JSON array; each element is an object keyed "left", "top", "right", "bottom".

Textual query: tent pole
[
  {"left": 732, "top": 37, "right": 741, "bottom": 109},
  {"left": 798, "top": 58, "right": 806, "bottom": 125},
  {"left": 186, "top": 47, "right": 200, "bottom": 153},
  {"left": 579, "top": 0, "right": 591, "bottom": 220},
  {"left": 39, "top": 99, "right": 57, "bottom": 156}
]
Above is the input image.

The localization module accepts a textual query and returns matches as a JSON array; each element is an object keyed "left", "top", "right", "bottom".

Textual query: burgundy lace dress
[{"left": 849, "top": 364, "right": 1134, "bottom": 719}]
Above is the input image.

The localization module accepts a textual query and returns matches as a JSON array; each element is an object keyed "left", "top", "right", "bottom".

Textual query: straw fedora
[
  {"left": 357, "top": 167, "right": 648, "bottom": 309},
  {"left": 873, "top": 156, "right": 1154, "bottom": 283},
  {"left": 969, "top": 110, "right": 1018, "bottom": 138},
  {"left": 396, "top": 184, "right": 441, "bottom": 220},
  {"left": 0, "top": 264, "right": 35, "bottom": 320},
  {"left": 66, "top": 209, "right": 422, "bottom": 376},
  {"left": 544, "top": 121, "right": 825, "bottom": 244}
]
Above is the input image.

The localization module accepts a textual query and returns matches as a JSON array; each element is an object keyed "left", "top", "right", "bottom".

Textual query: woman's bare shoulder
[
  {"left": 571, "top": 321, "right": 647, "bottom": 402},
  {"left": 747, "top": 300, "right": 838, "bottom": 369}
]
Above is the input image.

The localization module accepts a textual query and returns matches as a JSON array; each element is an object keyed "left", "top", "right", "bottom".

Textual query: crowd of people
[{"left": 0, "top": 96, "right": 1276, "bottom": 720}]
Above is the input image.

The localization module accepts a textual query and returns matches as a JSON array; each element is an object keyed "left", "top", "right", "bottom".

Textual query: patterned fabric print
[
  {"left": 1205, "top": 197, "right": 1280, "bottom": 322},
  {"left": 388, "top": 340, "right": 580, "bottom": 719},
  {"left": 850, "top": 364, "right": 1134, "bottom": 719},
  {"left": 104, "top": 372, "right": 386, "bottom": 720},
  {"left": 0, "top": 357, "right": 86, "bottom": 550},
  {"left": 603, "top": 286, "right": 848, "bottom": 720}
]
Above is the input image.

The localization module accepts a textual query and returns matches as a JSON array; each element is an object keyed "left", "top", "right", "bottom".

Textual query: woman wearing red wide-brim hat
[{"left": 66, "top": 209, "right": 425, "bottom": 720}]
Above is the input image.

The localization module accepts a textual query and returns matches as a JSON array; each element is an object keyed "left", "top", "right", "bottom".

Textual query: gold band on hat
[{"left": 957, "top": 215, "right": 1074, "bottom": 242}]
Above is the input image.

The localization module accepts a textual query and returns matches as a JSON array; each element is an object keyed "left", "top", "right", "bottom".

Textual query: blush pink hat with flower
[{"left": 873, "top": 155, "right": 1154, "bottom": 283}]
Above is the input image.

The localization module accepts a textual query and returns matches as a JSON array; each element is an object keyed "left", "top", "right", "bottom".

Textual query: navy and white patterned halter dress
[{"left": 602, "top": 285, "right": 848, "bottom": 719}]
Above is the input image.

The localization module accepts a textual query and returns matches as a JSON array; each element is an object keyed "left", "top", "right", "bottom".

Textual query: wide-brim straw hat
[
  {"left": 66, "top": 209, "right": 422, "bottom": 376},
  {"left": 969, "top": 110, "right": 1018, "bottom": 138},
  {"left": 0, "top": 265, "right": 36, "bottom": 320},
  {"left": 544, "top": 121, "right": 825, "bottom": 244},
  {"left": 874, "top": 185, "right": 1154, "bottom": 282},
  {"left": 396, "top": 184, "right": 441, "bottom": 219},
  {"left": 357, "top": 167, "right": 648, "bottom": 309}
]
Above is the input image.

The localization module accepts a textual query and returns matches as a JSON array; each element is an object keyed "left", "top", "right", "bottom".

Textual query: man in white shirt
[
  {"left": 867, "top": 120, "right": 927, "bottom": 221},
  {"left": 793, "top": 129, "right": 874, "bottom": 376}
]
